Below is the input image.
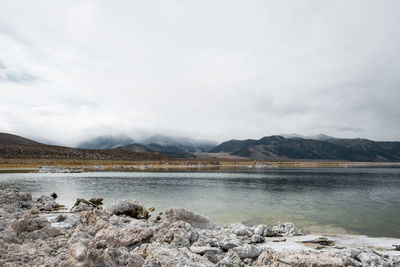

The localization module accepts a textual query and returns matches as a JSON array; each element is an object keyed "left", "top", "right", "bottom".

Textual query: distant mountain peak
[
  {"left": 77, "top": 135, "right": 134, "bottom": 149},
  {"left": 77, "top": 133, "right": 217, "bottom": 156},
  {"left": 280, "top": 133, "right": 306, "bottom": 139},
  {"left": 280, "top": 133, "right": 336, "bottom": 141},
  {"left": 141, "top": 134, "right": 217, "bottom": 154},
  {"left": 144, "top": 134, "right": 216, "bottom": 146},
  {"left": 309, "top": 134, "right": 336, "bottom": 140}
]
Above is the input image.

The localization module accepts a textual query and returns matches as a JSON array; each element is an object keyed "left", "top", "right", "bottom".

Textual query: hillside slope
[
  {"left": 0, "top": 133, "right": 165, "bottom": 160},
  {"left": 0, "top": 133, "right": 42, "bottom": 146},
  {"left": 115, "top": 143, "right": 152, "bottom": 153},
  {"left": 211, "top": 135, "right": 400, "bottom": 161}
]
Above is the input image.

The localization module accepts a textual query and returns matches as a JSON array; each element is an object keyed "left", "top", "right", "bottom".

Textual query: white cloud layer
[{"left": 1, "top": 0, "right": 400, "bottom": 145}]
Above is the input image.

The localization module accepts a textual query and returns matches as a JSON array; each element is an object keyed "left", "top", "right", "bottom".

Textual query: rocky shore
[{"left": 0, "top": 188, "right": 399, "bottom": 266}]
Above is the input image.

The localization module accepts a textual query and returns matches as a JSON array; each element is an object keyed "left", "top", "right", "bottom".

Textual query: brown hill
[
  {"left": 0, "top": 133, "right": 166, "bottom": 161},
  {"left": 0, "top": 133, "right": 42, "bottom": 146}
]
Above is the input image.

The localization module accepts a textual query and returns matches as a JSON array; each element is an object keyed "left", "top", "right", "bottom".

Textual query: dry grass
[{"left": 1, "top": 158, "right": 399, "bottom": 172}]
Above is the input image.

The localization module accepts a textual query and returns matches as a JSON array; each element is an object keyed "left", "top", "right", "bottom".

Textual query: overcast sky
[{"left": 1, "top": 1, "right": 400, "bottom": 146}]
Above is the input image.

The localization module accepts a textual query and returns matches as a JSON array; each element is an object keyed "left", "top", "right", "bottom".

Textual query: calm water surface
[{"left": 0, "top": 168, "right": 399, "bottom": 238}]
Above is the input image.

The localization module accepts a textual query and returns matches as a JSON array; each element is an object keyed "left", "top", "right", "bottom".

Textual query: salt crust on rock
[
  {"left": 1, "top": 188, "right": 400, "bottom": 266},
  {"left": 107, "top": 199, "right": 150, "bottom": 219},
  {"left": 165, "top": 208, "right": 217, "bottom": 229}
]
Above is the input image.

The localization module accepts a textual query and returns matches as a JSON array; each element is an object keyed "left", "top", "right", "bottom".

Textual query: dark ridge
[
  {"left": 211, "top": 135, "right": 400, "bottom": 161},
  {"left": 0, "top": 132, "right": 42, "bottom": 146},
  {"left": 0, "top": 133, "right": 166, "bottom": 161},
  {"left": 115, "top": 143, "right": 152, "bottom": 153}
]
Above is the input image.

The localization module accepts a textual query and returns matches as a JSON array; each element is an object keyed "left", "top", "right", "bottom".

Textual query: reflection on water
[{"left": 1, "top": 168, "right": 399, "bottom": 237}]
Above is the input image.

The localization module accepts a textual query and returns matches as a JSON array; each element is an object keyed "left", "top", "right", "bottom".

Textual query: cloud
[
  {"left": 337, "top": 127, "right": 364, "bottom": 133},
  {"left": 0, "top": 0, "right": 400, "bottom": 145},
  {"left": 0, "top": 62, "right": 38, "bottom": 83}
]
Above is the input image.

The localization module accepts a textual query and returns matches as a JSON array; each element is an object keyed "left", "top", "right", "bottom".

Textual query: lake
[{"left": 0, "top": 168, "right": 399, "bottom": 238}]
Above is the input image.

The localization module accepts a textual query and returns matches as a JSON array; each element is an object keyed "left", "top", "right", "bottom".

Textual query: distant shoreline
[{"left": 1, "top": 159, "right": 400, "bottom": 173}]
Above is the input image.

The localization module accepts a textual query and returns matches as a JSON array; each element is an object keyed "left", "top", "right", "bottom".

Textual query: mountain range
[
  {"left": 0, "top": 133, "right": 164, "bottom": 161},
  {"left": 211, "top": 135, "right": 400, "bottom": 161},
  {"left": 78, "top": 134, "right": 217, "bottom": 158},
  {"left": 77, "top": 135, "right": 135, "bottom": 149},
  {"left": 1, "top": 132, "right": 400, "bottom": 162}
]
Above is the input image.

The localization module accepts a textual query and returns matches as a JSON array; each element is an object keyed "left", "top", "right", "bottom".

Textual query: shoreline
[
  {"left": 1, "top": 160, "right": 400, "bottom": 173},
  {"left": 1, "top": 188, "right": 399, "bottom": 266}
]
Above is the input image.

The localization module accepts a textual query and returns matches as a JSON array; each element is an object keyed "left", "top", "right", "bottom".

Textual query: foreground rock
[
  {"left": 0, "top": 188, "right": 399, "bottom": 266},
  {"left": 107, "top": 199, "right": 150, "bottom": 219},
  {"left": 164, "top": 208, "right": 216, "bottom": 229}
]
